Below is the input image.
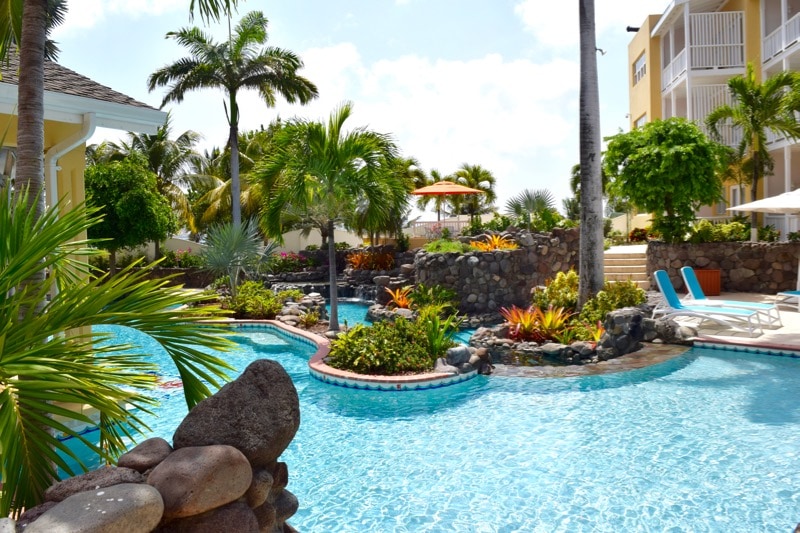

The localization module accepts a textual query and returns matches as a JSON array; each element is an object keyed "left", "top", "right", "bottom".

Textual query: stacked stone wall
[
  {"left": 647, "top": 241, "right": 800, "bottom": 293},
  {"left": 415, "top": 228, "right": 580, "bottom": 313}
]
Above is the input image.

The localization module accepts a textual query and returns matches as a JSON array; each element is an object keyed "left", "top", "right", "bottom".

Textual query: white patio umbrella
[{"left": 727, "top": 188, "right": 800, "bottom": 214}]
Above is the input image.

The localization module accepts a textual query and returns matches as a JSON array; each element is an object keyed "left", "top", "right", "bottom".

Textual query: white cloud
[
  {"left": 52, "top": 0, "right": 187, "bottom": 37},
  {"left": 514, "top": 0, "right": 670, "bottom": 48}
]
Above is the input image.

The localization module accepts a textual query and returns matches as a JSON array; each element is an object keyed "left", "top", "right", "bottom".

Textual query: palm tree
[
  {"left": 706, "top": 63, "right": 800, "bottom": 240},
  {"left": 414, "top": 168, "right": 452, "bottom": 221},
  {"left": 504, "top": 189, "right": 556, "bottom": 231},
  {"left": 452, "top": 163, "right": 496, "bottom": 223},
  {"left": 111, "top": 113, "right": 201, "bottom": 257},
  {"left": 257, "top": 102, "right": 402, "bottom": 331},
  {"left": 0, "top": 186, "right": 233, "bottom": 517},
  {"left": 148, "top": 10, "right": 318, "bottom": 227},
  {"left": 578, "top": 0, "right": 605, "bottom": 306}
]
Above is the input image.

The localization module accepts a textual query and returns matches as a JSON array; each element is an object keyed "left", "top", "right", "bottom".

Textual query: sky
[{"left": 52, "top": 0, "right": 669, "bottom": 221}]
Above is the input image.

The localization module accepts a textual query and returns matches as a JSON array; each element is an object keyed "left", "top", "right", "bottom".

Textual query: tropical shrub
[
  {"left": 531, "top": 269, "right": 579, "bottom": 311},
  {"left": 395, "top": 232, "right": 410, "bottom": 252},
  {"left": 578, "top": 280, "right": 646, "bottom": 324},
  {"left": 327, "top": 318, "right": 434, "bottom": 375},
  {"left": 469, "top": 234, "right": 519, "bottom": 251},
  {"left": 346, "top": 251, "right": 395, "bottom": 270},
  {"left": 268, "top": 251, "right": 317, "bottom": 273},
  {"left": 789, "top": 231, "right": 800, "bottom": 242},
  {"left": 423, "top": 239, "right": 470, "bottom": 253},
  {"left": 386, "top": 286, "right": 413, "bottom": 309},
  {"left": 407, "top": 283, "right": 458, "bottom": 312},
  {"left": 230, "top": 281, "right": 284, "bottom": 319},
  {"left": 297, "top": 309, "right": 320, "bottom": 328},
  {"left": 305, "top": 244, "right": 320, "bottom": 251},
  {"left": 758, "top": 224, "right": 780, "bottom": 242},
  {"left": 335, "top": 241, "right": 352, "bottom": 251},
  {"left": 629, "top": 227, "right": 648, "bottom": 242},
  {"left": 689, "top": 219, "right": 749, "bottom": 243},
  {"left": 416, "top": 305, "right": 461, "bottom": 359},
  {"left": 277, "top": 289, "right": 305, "bottom": 302},
  {"left": 203, "top": 220, "right": 273, "bottom": 299},
  {"left": 161, "top": 248, "right": 205, "bottom": 268}
]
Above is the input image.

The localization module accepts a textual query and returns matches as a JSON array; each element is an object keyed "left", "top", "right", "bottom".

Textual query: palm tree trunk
[
  {"left": 327, "top": 219, "right": 339, "bottom": 331},
  {"left": 750, "top": 152, "right": 759, "bottom": 242},
  {"left": 109, "top": 249, "right": 117, "bottom": 276},
  {"left": 229, "top": 122, "right": 241, "bottom": 227},
  {"left": 154, "top": 240, "right": 162, "bottom": 260},
  {"left": 18, "top": 0, "right": 47, "bottom": 219},
  {"left": 578, "top": 0, "right": 605, "bottom": 307}
]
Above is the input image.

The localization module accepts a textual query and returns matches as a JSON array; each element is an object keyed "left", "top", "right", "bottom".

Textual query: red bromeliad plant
[
  {"left": 386, "top": 286, "right": 413, "bottom": 309},
  {"left": 499, "top": 305, "right": 573, "bottom": 342}
]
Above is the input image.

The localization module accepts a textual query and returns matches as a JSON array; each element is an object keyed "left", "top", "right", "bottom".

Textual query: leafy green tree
[
  {"left": 451, "top": 163, "right": 496, "bottom": 223},
  {"left": 706, "top": 63, "right": 800, "bottom": 239},
  {"left": 257, "top": 102, "right": 402, "bottom": 331},
  {"left": 578, "top": 0, "right": 605, "bottom": 306},
  {"left": 148, "top": 10, "right": 318, "bottom": 227},
  {"left": 603, "top": 118, "right": 725, "bottom": 243},
  {"left": 0, "top": 186, "right": 233, "bottom": 517},
  {"left": 85, "top": 156, "right": 176, "bottom": 274},
  {"left": 110, "top": 113, "right": 201, "bottom": 257}
]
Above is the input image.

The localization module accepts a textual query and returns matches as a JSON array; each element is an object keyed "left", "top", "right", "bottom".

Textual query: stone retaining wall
[
  {"left": 415, "top": 228, "right": 580, "bottom": 313},
  {"left": 647, "top": 241, "right": 800, "bottom": 293}
]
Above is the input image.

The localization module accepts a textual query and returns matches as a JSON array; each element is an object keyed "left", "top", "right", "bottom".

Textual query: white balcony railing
[
  {"left": 662, "top": 48, "right": 687, "bottom": 91},
  {"left": 689, "top": 12, "right": 745, "bottom": 69},
  {"left": 763, "top": 11, "right": 800, "bottom": 62},
  {"left": 408, "top": 220, "right": 470, "bottom": 239}
]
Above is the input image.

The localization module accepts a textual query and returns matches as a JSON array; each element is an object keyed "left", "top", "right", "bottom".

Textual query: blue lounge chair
[
  {"left": 653, "top": 270, "right": 762, "bottom": 337},
  {"left": 680, "top": 266, "right": 782, "bottom": 328},
  {"left": 776, "top": 259, "right": 800, "bottom": 311}
]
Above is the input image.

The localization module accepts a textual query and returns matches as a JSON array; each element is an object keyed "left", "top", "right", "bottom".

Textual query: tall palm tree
[
  {"left": 148, "top": 10, "right": 318, "bottom": 227},
  {"left": 452, "top": 163, "right": 496, "bottom": 223},
  {"left": 111, "top": 113, "right": 201, "bottom": 257},
  {"left": 257, "top": 102, "right": 402, "bottom": 331},
  {"left": 706, "top": 63, "right": 800, "bottom": 240},
  {"left": 578, "top": 0, "right": 605, "bottom": 306},
  {"left": 414, "top": 168, "right": 452, "bottom": 220}
]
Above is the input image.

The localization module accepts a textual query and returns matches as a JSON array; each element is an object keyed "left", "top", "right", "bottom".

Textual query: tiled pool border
[
  {"left": 232, "top": 320, "right": 478, "bottom": 391},
  {"left": 694, "top": 340, "right": 800, "bottom": 358}
]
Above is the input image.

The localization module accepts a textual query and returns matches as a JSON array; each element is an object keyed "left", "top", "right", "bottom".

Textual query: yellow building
[
  {"left": 628, "top": 0, "right": 800, "bottom": 236},
  {"left": 0, "top": 55, "right": 165, "bottom": 211}
]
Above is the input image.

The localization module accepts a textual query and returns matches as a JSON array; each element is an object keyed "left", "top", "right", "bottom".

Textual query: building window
[
  {"left": 633, "top": 53, "right": 646, "bottom": 85},
  {"left": 634, "top": 114, "right": 647, "bottom": 129}
]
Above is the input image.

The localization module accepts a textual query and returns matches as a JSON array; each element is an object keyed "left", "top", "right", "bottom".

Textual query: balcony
[
  {"left": 661, "top": 12, "right": 744, "bottom": 91},
  {"left": 763, "top": 12, "right": 800, "bottom": 62}
]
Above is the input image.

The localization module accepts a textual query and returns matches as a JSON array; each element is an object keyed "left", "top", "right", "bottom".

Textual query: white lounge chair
[
  {"left": 680, "top": 266, "right": 782, "bottom": 327},
  {"left": 653, "top": 270, "right": 763, "bottom": 337}
]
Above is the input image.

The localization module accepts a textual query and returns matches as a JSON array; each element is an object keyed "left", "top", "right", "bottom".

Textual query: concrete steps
[{"left": 604, "top": 249, "right": 649, "bottom": 289}]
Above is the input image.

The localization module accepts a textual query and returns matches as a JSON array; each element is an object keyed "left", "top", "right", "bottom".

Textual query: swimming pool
[{"left": 84, "top": 324, "right": 800, "bottom": 531}]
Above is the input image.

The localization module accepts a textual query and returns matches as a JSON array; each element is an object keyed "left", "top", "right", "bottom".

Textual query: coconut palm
[
  {"left": 451, "top": 163, "right": 496, "bottom": 223},
  {"left": 706, "top": 63, "right": 800, "bottom": 240},
  {"left": 148, "top": 10, "right": 318, "bottom": 227},
  {"left": 111, "top": 113, "right": 201, "bottom": 257},
  {"left": 257, "top": 102, "right": 402, "bottom": 331},
  {"left": 414, "top": 168, "right": 453, "bottom": 220},
  {"left": 0, "top": 186, "right": 234, "bottom": 517},
  {"left": 578, "top": 0, "right": 605, "bottom": 306}
]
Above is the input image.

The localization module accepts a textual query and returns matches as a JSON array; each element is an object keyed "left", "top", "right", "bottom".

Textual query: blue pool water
[{"left": 83, "top": 321, "right": 800, "bottom": 532}]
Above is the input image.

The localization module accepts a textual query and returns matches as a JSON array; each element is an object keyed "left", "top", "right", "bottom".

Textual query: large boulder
[
  {"left": 147, "top": 445, "right": 252, "bottom": 519},
  {"left": 44, "top": 466, "right": 144, "bottom": 502},
  {"left": 25, "top": 483, "right": 163, "bottom": 533},
  {"left": 156, "top": 501, "right": 258, "bottom": 533},
  {"left": 172, "top": 360, "right": 300, "bottom": 467},
  {"left": 118, "top": 437, "right": 173, "bottom": 473}
]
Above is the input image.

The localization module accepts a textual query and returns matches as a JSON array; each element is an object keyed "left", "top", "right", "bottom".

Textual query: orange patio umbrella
[{"left": 411, "top": 180, "right": 483, "bottom": 220}]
